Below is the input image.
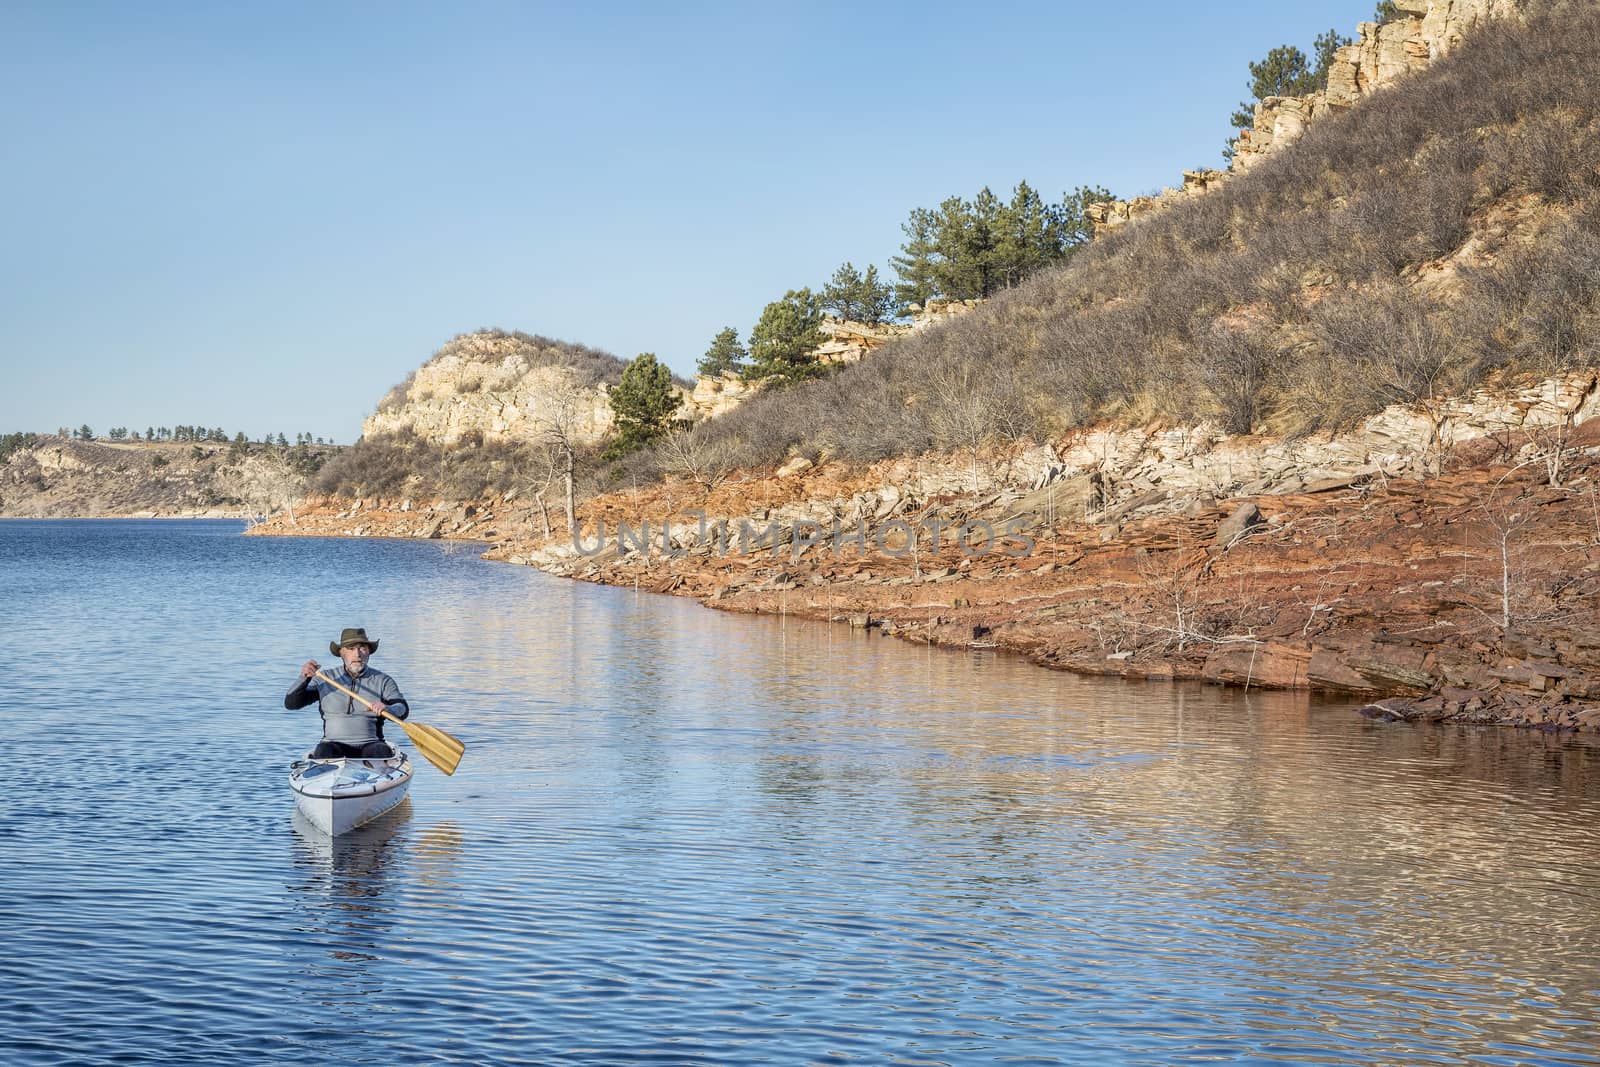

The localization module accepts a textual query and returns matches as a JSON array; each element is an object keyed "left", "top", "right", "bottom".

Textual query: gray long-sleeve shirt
[{"left": 285, "top": 667, "right": 410, "bottom": 745}]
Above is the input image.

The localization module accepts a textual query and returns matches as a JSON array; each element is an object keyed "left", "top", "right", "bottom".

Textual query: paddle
[{"left": 314, "top": 671, "right": 465, "bottom": 776}]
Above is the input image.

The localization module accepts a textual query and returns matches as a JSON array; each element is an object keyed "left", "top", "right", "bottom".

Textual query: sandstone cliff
[{"left": 363, "top": 329, "right": 638, "bottom": 446}]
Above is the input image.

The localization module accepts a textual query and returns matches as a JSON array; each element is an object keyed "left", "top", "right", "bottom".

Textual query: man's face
[{"left": 340, "top": 643, "right": 372, "bottom": 676}]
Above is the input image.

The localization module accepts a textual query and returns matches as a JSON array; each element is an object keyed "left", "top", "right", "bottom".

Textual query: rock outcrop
[
  {"left": 686, "top": 372, "right": 763, "bottom": 420},
  {"left": 362, "top": 330, "right": 632, "bottom": 446},
  {"left": 811, "top": 298, "right": 983, "bottom": 366}
]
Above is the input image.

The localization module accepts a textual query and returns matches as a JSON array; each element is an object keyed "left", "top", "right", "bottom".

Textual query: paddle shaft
[{"left": 313, "top": 669, "right": 400, "bottom": 723}]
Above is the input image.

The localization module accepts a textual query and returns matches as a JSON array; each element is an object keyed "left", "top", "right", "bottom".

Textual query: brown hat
[{"left": 330, "top": 627, "right": 379, "bottom": 655}]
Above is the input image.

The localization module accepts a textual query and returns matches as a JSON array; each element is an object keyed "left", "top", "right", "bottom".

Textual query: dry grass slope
[{"left": 680, "top": 2, "right": 1600, "bottom": 471}]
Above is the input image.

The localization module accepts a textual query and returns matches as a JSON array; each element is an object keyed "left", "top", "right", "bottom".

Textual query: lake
[{"left": 2, "top": 519, "right": 1598, "bottom": 1066}]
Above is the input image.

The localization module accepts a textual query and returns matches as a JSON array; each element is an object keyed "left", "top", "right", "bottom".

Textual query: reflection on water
[{"left": 2, "top": 521, "right": 1599, "bottom": 1065}]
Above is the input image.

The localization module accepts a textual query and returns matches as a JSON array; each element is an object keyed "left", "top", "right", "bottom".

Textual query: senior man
[{"left": 285, "top": 627, "right": 411, "bottom": 758}]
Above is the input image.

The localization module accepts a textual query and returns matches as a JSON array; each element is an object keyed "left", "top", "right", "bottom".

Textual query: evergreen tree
[
  {"left": 604, "top": 353, "right": 680, "bottom": 458},
  {"left": 931, "top": 192, "right": 994, "bottom": 300},
  {"left": 78, "top": 424, "right": 93, "bottom": 440},
  {"left": 745, "top": 289, "right": 828, "bottom": 384},
  {"left": 1312, "top": 28, "right": 1350, "bottom": 76},
  {"left": 1372, "top": 1, "right": 1400, "bottom": 22},
  {"left": 697, "top": 326, "right": 749, "bottom": 378},
  {"left": 146, "top": 426, "right": 155, "bottom": 441},
  {"left": 821, "top": 262, "right": 898, "bottom": 324},
  {"left": 890, "top": 207, "right": 940, "bottom": 308},
  {"left": 992, "top": 182, "right": 1061, "bottom": 290},
  {"left": 108, "top": 427, "right": 127, "bottom": 440}
]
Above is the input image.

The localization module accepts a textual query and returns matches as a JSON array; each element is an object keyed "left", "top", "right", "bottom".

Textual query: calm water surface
[{"left": 2, "top": 520, "right": 1598, "bottom": 1066}]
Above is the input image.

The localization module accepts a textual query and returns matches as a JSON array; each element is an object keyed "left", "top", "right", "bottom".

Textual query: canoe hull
[{"left": 289, "top": 753, "right": 412, "bottom": 836}]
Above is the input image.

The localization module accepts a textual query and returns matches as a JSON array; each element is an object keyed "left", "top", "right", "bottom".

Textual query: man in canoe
[{"left": 285, "top": 627, "right": 411, "bottom": 759}]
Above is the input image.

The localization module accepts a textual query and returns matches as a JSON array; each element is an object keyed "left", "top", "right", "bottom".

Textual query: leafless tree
[
  {"left": 535, "top": 376, "right": 592, "bottom": 535},
  {"left": 658, "top": 421, "right": 737, "bottom": 492}
]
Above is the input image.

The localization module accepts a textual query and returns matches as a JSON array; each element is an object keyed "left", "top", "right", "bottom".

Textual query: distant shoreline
[{"left": 0, "top": 513, "right": 251, "bottom": 520}]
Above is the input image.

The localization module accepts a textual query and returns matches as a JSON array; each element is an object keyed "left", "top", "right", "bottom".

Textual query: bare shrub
[
  {"left": 1468, "top": 213, "right": 1600, "bottom": 376},
  {"left": 656, "top": 422, "right": 738, "bottom": 492},
  {"left": 1290, "top": 286, "right": 1466, "bottom": 469},
  {"left": 1198, "top": 322, "right": 1278, "bottom": 434},
  {"left": 1037, "top": 303, "right": 1154, "bottom": 425}
]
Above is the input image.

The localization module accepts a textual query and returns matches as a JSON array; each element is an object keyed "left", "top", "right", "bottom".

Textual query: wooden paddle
[{"left": 314, "top": 671, "right": 465, "bottom": 776}]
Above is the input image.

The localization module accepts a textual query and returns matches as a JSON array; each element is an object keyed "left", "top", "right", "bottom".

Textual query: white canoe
[{"left": 289, "top": 752, "right": 412, "bottom": 836}]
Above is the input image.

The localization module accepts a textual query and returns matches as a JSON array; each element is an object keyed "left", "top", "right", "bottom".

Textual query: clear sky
[{"left": 0, "top": 0, "right": 1378, "bottom": 444}]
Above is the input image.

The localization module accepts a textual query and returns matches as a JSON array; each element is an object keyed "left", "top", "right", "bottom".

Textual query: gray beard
[{"left": 346, "top": 663, "right": 366, "bottom": 678}]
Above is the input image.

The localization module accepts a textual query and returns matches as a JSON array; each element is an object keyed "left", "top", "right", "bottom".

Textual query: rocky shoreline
[{"left": 248, "top": 378, "right": 1600, "bottom": 735}]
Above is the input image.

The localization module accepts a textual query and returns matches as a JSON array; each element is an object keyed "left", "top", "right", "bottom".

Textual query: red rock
[{"left": 1202, "top": 641, "right": 1312, "bottom": 688}]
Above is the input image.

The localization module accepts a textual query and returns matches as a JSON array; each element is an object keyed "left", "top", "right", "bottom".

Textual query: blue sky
[{"left": 1, "top": 1, "right": 1378, "bottom": 444}]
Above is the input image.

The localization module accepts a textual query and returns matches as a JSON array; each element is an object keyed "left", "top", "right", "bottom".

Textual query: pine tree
[
  {"left": 697, "top": 327, "right": 749, "bottom": 378},
  {"left": 992, "top": 182, "right": 1062, "bottom": 290},
  {"left": 891, "top": 207, "right": 940, "bottom": 309},
  {"left": 604, "top": 353, "right": 680, "bottom": 459},
  {"left": 821, "top": 262, "right": 898, "bottom": 324},
  {"left": 745, "top": 289, "right": 828, "bottom": 384},
  {"left": 931, "top": 193, "right": 989, "bottom": 300}
]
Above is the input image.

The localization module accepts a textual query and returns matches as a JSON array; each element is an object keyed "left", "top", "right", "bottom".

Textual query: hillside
[
  {"left": 0, "top": 437, "right": 336, "bottom": 519},
  {"left": 683, "top": 0, "right": 1598, "bottom": 471}
]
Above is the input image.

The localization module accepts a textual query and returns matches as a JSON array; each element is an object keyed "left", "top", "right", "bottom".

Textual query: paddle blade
[{"left": 398, "top": 717, "right": 465, "bottom": 776}]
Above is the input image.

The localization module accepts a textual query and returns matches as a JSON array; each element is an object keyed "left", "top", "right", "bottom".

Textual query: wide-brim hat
[{"left": 330, "top": 627, "right": 379, "bottom": 655}]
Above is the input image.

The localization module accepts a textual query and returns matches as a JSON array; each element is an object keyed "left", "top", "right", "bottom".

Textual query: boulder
[
  {"left": 1202, "top": 641, "right": 1312, "bottom": 688},
  {"left": 1215, "top": 502, "right": 1263, "bottom": 546}
]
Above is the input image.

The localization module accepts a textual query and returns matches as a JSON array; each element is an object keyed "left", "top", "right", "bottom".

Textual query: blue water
[{"left": 2, "top": 519, "right": 1599, "bottom": 1066}]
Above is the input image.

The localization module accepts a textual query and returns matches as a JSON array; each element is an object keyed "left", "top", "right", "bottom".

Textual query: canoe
[{"left": 289, "top": 751, "right": 412, "bottom": 836}]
